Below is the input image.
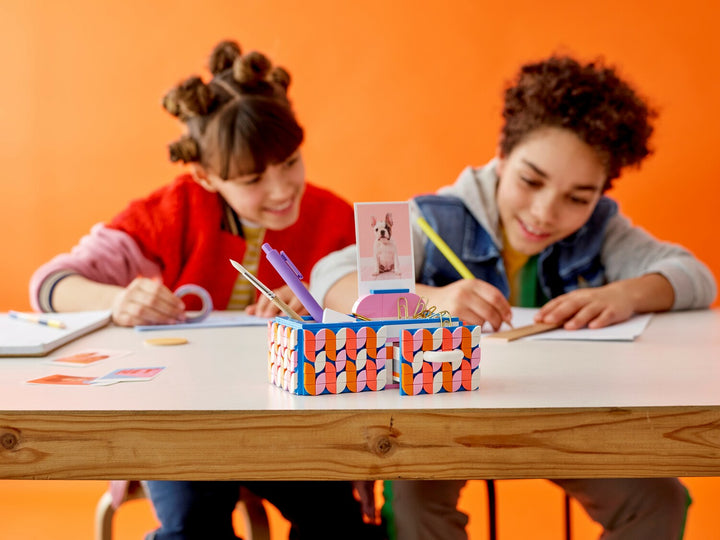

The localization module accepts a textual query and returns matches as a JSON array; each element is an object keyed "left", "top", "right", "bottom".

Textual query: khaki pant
[{"left": 389, "top": 478, "right": 689, "bottom": 540}]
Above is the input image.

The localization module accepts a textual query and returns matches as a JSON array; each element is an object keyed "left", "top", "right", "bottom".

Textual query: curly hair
[
  {"left": 499, "top": 56, "right": 657, "bottom": 190},
  {"left": 162, "top": 40, "right": 303, "bottom": 179}
]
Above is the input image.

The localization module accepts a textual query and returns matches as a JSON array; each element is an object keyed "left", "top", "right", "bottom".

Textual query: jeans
[{"left": 146, "top": 480, "right": 385, "bottom": 540}]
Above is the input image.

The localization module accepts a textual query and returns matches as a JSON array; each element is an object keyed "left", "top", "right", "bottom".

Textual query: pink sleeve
[{"left": 29, "top": 223, "right": 162, "bottom": 312}]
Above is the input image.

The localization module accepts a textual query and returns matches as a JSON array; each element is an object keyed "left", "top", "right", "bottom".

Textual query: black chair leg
[
  {"left": 564, "top": 493, "right": 572, "bottom": 540},
  {"left": 485, "top": 480, "right": 497, "bottom": 540}
]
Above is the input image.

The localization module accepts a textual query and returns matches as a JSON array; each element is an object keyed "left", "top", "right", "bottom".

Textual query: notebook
[{"left": 0, "top": 310, "right": 112, "bottom": 357}]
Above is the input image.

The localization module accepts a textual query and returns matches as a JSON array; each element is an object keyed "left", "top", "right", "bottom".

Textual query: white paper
[
  {"left": 484, "top": 307, "right": 652, "bottom": 341},
  {"left": 134, "top": 312, "right": 269, "bottom": 332}
]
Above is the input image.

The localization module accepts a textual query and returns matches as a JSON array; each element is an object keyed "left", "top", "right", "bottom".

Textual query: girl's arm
[{"left": 30, "top": 224, "right": 185, "bottom": 326}]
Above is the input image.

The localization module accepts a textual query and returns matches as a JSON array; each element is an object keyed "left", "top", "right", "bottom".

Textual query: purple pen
[{"left": 262, "top": 243, "right": 324, "bottom": 322}]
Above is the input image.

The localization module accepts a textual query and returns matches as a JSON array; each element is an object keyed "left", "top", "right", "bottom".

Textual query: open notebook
[{"left": 0, "top": 311, "right": 111, "bottom": 357}]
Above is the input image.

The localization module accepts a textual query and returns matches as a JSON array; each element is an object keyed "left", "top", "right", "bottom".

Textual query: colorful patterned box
[
  {"left": 268, "top": 316, "right": 481, "bottom": 396},
  {"left": 396, "top": 325, "right": 482, "bottom": 396},
  {"left": 268, "top": 318, "right": 393, "bottom": 395}
]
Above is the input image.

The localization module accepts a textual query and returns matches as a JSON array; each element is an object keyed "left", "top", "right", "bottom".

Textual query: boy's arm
[
  {"left": 602, "top": 214, "right": 717, "bottom": 309},
  {"left": 536, "top": 273, "right": 675, "bottom": 330},
  {"left": 536, "top": 212, "right": 718, "bottom": 329}
]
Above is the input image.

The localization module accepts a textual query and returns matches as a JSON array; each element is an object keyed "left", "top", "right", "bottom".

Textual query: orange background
[
  {"left": 1, "top": 0, "right": 718, "bottom": 310},
  {"left": 1, "top": 0, "right": 719, "bottom": 538}
]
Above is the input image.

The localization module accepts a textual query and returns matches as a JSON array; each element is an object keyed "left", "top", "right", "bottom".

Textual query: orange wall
[
  {"left": 1, "top": 0, "right": 718, "bottom": 311},
  {"left": 1, "top": 4, "right": 719, "bottom": 537}
]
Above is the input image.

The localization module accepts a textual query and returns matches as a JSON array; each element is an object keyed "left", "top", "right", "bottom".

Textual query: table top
[{"left": 1, "top": 309, "right": 719, "bottom": 481}]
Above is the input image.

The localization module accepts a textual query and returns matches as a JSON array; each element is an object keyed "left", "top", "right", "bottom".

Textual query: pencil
[
  {"left": 416, "top": 217, "right": 475, "bottom": 279},
  {"left": 8, "top": 310, "right": 66, "bottom": 329},
  {"left": 482, "top": 322, "right": 561, "bottom": 342}
]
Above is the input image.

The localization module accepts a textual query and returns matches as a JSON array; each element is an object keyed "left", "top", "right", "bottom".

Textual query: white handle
[{"left": 422, "top": 349, "right": 463, "bottom": 368}]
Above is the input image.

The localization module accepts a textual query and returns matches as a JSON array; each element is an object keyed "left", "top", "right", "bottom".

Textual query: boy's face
[
  {"left": 197, "top": 151, "right": 306, "bottom": 230},
  {"left": 496, "top": 127, "right": 606, "bottom": 256}
]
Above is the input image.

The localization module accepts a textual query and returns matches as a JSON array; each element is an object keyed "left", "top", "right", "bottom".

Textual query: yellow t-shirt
[
  {"left": 501, "top": 228, "right": 529, "bottom": 307},
  {"left": 226, "top": 223, "right": 266, "bottom": 310}
]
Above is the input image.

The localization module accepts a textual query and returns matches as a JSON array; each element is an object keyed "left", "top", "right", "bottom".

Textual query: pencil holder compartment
[
  {"left": 395, "top": 326, "right": 481, "bottom": 396},
  {"left": 268, "top": 317, "right": 392, "bottom": 395},
  {"left": 267, "top": 316, "right": 481, "bottom": 396}
]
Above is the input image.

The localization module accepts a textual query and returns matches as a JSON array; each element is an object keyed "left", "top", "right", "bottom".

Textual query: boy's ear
[{"left": 191, "top": 164, "right": 217, "bottom": 193}]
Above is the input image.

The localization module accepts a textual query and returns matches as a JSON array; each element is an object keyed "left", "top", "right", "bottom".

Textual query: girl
[
  {"left": 311, "top": 55, "right": 716, "bottom": 539},
  {"left": 30, "top": 40, "right": 380, "bottom": 540}
]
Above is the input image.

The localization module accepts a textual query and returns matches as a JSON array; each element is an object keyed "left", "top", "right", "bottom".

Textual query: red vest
[{"left": 108, "top": 175, "right": 356, "bottom": 310}]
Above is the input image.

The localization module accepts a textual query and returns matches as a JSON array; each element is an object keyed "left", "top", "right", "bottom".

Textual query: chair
[
  {"left": 484, "top": 480, "right": 573, "bottom": 540},
  {"left": 94, "top": 480, "right": 270, "bottom": 540}
]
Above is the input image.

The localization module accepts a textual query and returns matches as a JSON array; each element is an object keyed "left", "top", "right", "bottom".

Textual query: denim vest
[{"left": 415, "top": 195, "right": 618, "bottom": 301}]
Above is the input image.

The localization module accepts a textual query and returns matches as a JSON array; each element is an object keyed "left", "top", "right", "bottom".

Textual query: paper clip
[
  {"left": 397, "top": 296, "right": 410, "bottom": 319},
  {"left": 437, "top": 310, "right": 452, "bottom": 327},
  {"left": 352, "top": 313, "right": 371, "bottom": 321},
  {"left": 412, "top": 297, "right": 428, "bottom": 318},
  {"left": 414, "top": 302, "right": 438, "bottom": 319}
]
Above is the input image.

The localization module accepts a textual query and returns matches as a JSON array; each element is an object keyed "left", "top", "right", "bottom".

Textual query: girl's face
[
  {"left": 496, "top": 127, "right": 606, "bottom": 256},
  {"left": 198, "top": 150, "right": 306, "bottom": 230}
]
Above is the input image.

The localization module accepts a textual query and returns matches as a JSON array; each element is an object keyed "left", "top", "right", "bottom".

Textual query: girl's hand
[
  {"left": 535, "top": 282, "right": 635, "bottom": 330},
  {"left": 111, "top": 277, "right": 186, "bottom": 327},
  {"left": 246, "top": 284, "right": 309, "bottom": 318},
  {"left": 417, "top": 280, "right": 513, "bottom": 330}
]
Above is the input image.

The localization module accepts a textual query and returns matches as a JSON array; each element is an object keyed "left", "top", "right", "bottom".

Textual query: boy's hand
[
  {"left": 246, "top": 284, "right": 309, "bottom": 318},
  {"left": 417, "top": 280, "right": 513, "bottom": 330},
  {"left": 535, "top": 282, "right": 635, "bottom": 330},
  {"left": 535, "top": 274, "right": 675, "bottom": 330},
  {"left": 111, "top": 277, "right": 186, "bottom": 327}
]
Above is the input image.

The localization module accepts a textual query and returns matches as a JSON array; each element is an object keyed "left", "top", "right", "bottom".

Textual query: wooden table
[{"left": 1, "top": 310, "right": 719, "bottom": 481}]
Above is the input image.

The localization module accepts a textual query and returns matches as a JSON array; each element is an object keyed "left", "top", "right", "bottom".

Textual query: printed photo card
[{"left": 354, "top": 201, "right": 415, "bottom": 297}]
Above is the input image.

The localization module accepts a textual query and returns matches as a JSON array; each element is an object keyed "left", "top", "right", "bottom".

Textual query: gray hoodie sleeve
[
  {"left": 309, "top": 244, "right": 359, "bottom": 306},
  {"left": 310, "top": 201, "right": 430, "bottom": 305},
  {"left": 602, "top": 213, "right": 717, "bottom": 310}
]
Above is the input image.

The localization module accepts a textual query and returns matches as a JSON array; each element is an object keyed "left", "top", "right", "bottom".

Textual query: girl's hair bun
[
  {"left": 168, "top": 135, "right": 200, "bottom": 163},
  {"left": 208, "top": 40, "right": 241, "bottom": 75},
  {"left": 270, "top": 66, "right": 291, "bottom": 91},
  {"left": 162, "top": 76, "right": 214, "bottom": 120},
  {"left": 232, "top": 51, "right": 272, "bottom": 85}
]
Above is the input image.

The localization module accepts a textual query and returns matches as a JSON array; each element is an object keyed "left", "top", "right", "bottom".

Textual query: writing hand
[
  {"left": 111, "top": 277, "right": 186, "bottom": 327},
  {"left": 246, "top": 284, "right": 309, "bottom": 318},
  {"left": 417, "top": 279, "right": 512, "bottom": 330}
]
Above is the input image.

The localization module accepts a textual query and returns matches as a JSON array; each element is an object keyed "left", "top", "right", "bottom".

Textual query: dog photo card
[{"left": 354, "top": 201, "right": 415, "bottom": 296}]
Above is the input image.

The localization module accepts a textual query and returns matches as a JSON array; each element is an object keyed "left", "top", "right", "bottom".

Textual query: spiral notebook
[{"left": 0, "top": 311, "right": 112, "bottom": 357}]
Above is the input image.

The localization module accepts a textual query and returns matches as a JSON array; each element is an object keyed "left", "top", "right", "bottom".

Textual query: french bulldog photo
[{"left": 371, "top": 212, "right": 400, "bottom": 276}]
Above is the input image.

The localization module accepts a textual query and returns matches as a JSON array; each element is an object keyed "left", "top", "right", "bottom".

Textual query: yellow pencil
[
  {"left": 8, "top": 310, "right": 66, "bottom": 329},
  {"left": 416, "top": 217, "right": 475, "bottom": 279}
]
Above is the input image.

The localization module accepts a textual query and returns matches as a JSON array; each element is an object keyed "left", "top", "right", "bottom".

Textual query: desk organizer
[{"left": 268, "top": 317, "right": 481, "bottom": 396}]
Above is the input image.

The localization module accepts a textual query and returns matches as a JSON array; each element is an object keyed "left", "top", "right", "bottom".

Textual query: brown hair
[
  {"left": 499, "top": 56, "right": 657, "bottom": 190},
  {"left": 163, "top": 40, "right": 304, "bottom": 179}
]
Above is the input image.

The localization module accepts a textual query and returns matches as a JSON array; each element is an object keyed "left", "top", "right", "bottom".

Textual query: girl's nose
[{"left": 263, "top": 165, "right": 294, "bottom": 196}]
